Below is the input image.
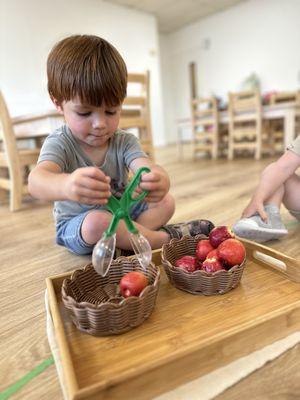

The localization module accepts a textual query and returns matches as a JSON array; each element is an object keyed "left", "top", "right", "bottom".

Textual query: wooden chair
[
  {"left": 270, "top": 91, "right": 300, "bottom": 105},
  {"left": 191, "top": 97, "right": 220, "bottom": 159},
  {"left": 119, "top": 72, "right": 155, "bottom": 160},
  {"left": 0, "top": 91, "right": 62, "bottom": 211},
  {"left": 268, "top": 91, "right": 300, "bottom": 153},
  {"left": 228, "top": 90, "right": 263, "bottom": 160}
]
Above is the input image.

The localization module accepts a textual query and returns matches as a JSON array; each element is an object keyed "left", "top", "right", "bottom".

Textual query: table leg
[
  {"left": 177, "top": 125, "right": 183, "bottom": 161},
  {"left": 284, "top": 109, "right": 296, "bottom": 148}
]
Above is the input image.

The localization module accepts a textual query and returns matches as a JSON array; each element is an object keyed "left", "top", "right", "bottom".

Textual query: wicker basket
[
  {"left": 62, "top": 257, "right": 160, "bottom": 336},
  {"left": 161, "top": 235, "right": 246, "bottom": 295}
]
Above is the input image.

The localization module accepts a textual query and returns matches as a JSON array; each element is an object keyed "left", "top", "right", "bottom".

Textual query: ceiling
[{"left": 104, "top": 0, "right": 246, "bottom": 33}]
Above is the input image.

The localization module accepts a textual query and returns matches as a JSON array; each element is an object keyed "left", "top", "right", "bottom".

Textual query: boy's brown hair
[{"left": 47, "top": 35, "right": 127, "bottom": 107}]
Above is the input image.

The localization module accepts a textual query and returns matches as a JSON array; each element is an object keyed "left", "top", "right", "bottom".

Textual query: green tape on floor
[
  {"left": 285, "top": 220, "right": 300, "bottom": 228},
  {"left": 0, "top": 356, "right": 54, "bottom": 400}
]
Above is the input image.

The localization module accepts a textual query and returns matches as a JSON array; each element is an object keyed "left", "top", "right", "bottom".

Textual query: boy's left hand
[{"left": 139, "top": 167, "right": 170, "bottom": 202}]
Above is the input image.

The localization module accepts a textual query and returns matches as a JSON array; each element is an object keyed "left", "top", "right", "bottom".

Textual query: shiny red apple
[
  {"left": 209, "top": 226, "right": 235, "bottom": 248},
  {"left": 175, "top": 255, "right": 198, "bottom": 272},
  {"left": 206, "top": 248, "right": 219, "bottom": 259},
  {"left": 119, "top": 271, "right": 148, "bottom": 298},
  {"left": 201, "top": 257, "right": 224, "bottom": 273},
  {"left": 196, "top": 239, "right": 214, "bottom": 261},
  {"left": 217, "top": 238, "right": 246, "bottom": 266}
]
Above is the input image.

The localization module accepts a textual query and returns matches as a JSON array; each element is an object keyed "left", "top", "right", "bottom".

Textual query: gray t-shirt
[{"left": 38, "top": 125, "right": 147, "bottom": 224}]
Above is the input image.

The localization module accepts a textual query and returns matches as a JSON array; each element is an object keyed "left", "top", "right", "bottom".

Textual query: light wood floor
[{"left": 1, "top": 145, "right": 300, "bottom": 399}]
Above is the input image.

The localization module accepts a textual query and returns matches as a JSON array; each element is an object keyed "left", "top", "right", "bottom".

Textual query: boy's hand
[
  {"left": 65, "top": 167, "right": 111, "bottom": 205},
  {"left": 242, "top": 198, "right": 268, "bottom": 223},
  {"left": 139, "top": 167, "right": 170, "bottom": 202}
]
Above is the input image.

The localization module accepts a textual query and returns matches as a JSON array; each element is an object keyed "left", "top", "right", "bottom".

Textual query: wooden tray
[
  {"left": 46, "top": 247, "right": 300, "bottom": 400},
  {"left": 241, "top": 238, "right": 300, "bottom": 282},
  {"left": 272, "top": 210, "right": 300, "bottom": 259}
]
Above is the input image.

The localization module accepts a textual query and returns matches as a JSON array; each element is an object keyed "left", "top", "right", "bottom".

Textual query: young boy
[
  {"left": 29, "top": 35, "right": 213, "bottom": 255},
  {"left": 233, "top": 135, "right": 300, "bottom": 242}
]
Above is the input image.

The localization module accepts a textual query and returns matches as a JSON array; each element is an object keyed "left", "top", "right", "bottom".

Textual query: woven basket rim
[
  {"left": 62, "top": 258, "right": 160, "bottom": 310},
  {"left": 165, "top": 234, "right": 207, "bottom": 247}
]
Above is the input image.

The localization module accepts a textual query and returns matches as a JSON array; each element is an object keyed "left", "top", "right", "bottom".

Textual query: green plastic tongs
[{"left": 92, "top": 167, "right": 152, "bottom": 276}]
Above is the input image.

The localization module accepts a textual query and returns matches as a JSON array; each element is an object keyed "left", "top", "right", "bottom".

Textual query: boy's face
[{"left": 54, "top": 97, "right": 122, "bottom": 148}]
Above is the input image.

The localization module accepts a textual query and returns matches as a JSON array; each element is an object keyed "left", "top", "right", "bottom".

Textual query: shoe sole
[{"left": 233, "top": 220, "right": 288, "bottom": 243}]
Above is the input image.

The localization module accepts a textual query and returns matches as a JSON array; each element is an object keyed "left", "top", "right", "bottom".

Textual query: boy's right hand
[
  {"left": 65, "top": 167, "right": 111, "bottom": 205},
  {"left": 242, "top": 198, "right": 268, "bottom": 223}
]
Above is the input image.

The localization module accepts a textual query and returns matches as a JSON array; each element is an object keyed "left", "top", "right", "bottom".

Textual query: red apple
[
  {"left": 175, "top": 255, "right": 198, "bottom": 272},
  {"left": 209, "top": 226, "right": 235, "bottom": 248},
  {"left": 206, "top": 248, "right": 219, "bottom": 259},
  {"left": 217, "top": 238, "right": 246, "bottom": 266},
  {"left": 119, "top": 271, "right": 148, "bottom": 298},
  {"left": 196, "top": 240, "right": 214, "bottom": 261},
  {"left": 201, "top": 257, "right": 224, "bottom": 273}
]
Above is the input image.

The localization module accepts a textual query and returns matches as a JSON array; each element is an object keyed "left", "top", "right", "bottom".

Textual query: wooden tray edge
[
  {"left": 46, "top": 277, "right": 79, "bottom": 400},
  {"left": 240, "top": 238, "right": 300, "bottom": 282}
]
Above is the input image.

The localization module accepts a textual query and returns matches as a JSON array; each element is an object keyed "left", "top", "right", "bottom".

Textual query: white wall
[
  {"left": 0, "top": 0, "right": 166, "bottom": 145},
  {"left": 161, "top": 0, "right": 300, "bottom": 143}
]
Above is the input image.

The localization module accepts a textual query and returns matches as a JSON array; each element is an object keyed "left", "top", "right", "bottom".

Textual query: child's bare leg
[
  {"left": 135, "top": 193, "right": 175, "bottom": 230},
  {"left": 81, "top": 194, "right": 213, "bottom": 250},
  {"left": 81, "top": 210, "right": 112, "bottom": 244},
  {"left": 264, "top": 185, "right": 285, "bottom": 208},
  {"left": 116, "top": 221, "right": 170, "bottom": 249},
  {"left": 81, "top": 209, "right": 169, "bottom": 249},
  {"left": 283, "top": 174, "right": 300, "bottom": 212},
  {"left": 116, "top": 219, "right": 213, "bottom": 250}
]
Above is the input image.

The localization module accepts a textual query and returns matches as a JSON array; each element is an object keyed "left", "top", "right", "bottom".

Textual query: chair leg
[
  {"left": 0, "top": 189, "right": 8, "bottom": 204},
  {"left": 9, "top": 168, "right": 23, "bottom": 211},
  {"left": 212, "top": 133, "right": 218, "bottom": 159},
  {"left": 0, "top": 168, "right": 8, "bottom": 204},
  {"left": 255, "top": 139, "right": 262, "bottom": 160},
  {"left": 10, "top": 184, "right": 23, "bottom": 211},
  {"left": 228, "top": 141, "right": 234, "bottom": 160},
  {"left": 227, "top": 127, "right": 233, "bottom": 160},
  {"left": 255, "top": 122, "right": 262, "bottom": 160},
  {"left": 192, "top": 137, "right": 197, "bottom": 161}
]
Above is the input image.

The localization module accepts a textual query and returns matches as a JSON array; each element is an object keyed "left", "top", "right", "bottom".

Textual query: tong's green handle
[
  {"left": 103, "top": 167, "right": 151, "bottom": 237},
  {"left": 105, "top": 194, "right": 120, "bottom": 215},
  {"left": 122, "top": 166, "right": 150, "bottom": 234},
  {"left": 121, "top": 167, "right": 151, "bottom": 209}
]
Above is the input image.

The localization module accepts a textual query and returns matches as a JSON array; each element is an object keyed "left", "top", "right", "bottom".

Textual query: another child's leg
[
  {"left": 264, "top": 185, "right": 285, "bottom": 208},
  {"left": 283, "top": 173, "right": 300, "bottom": 220},
  {"left": 233, "top": 184, "right": 288, "bottom": 243},
  {"left": 250, "top": 173, "right": 300, "bottom": 222}
]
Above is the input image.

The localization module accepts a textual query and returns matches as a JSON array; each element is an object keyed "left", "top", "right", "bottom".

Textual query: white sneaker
[{"left": 233, "top": 205, "right": 288, "bottom": 243}]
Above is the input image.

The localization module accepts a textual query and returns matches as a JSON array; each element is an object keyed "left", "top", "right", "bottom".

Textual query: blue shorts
[{"left": 56, "top": 201, "right": 149, "bottom": 255}]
